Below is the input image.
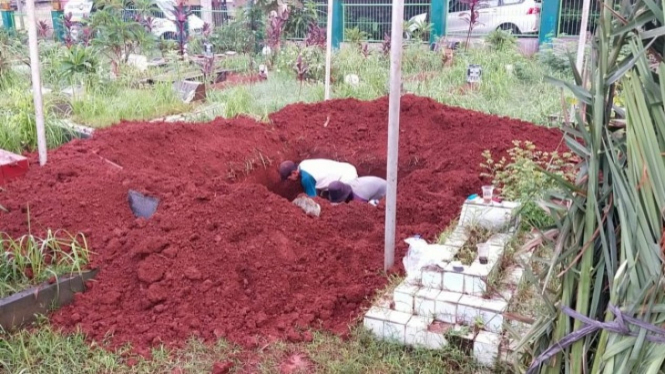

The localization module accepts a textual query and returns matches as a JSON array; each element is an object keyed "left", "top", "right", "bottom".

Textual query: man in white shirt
[
  {"left": 279, "top": 159, "right": 358, "bottom": 197},
  {"left": 327, "top": 176, "right": 387, "bottom": 205}
]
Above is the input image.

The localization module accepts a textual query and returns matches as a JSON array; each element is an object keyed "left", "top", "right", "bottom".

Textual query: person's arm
[{"left": 300, "top": 171, "right": 317, "bottom": 197}]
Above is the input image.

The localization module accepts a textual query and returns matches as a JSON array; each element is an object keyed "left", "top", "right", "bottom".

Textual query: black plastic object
[{"left": 128, "top": 190, "right": 159, "bottom": 219}]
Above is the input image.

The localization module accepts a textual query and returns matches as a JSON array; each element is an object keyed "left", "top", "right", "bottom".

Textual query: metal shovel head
[{"left": 128, "top": 190, "right": 159, "bottom": 219}]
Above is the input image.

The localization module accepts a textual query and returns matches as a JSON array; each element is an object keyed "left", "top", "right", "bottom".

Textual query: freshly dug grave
[{"left": 0, "top": 95, "right": 563, "bottom": 356}]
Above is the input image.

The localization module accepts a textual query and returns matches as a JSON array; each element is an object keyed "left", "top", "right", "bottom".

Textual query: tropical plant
[
  {"left": 37, "top": 20, "right": 51, "bottom": 38},
  {"left": 294, "top": 53, "right": 308, "bottom": 99},
  {"left": 58, "top": 44, "right": 98, "bottom": 77},
  {"left": 345, "top": 27, "right": 367, "bottom": 47},
  {"left": 381, "top": 32, "right": 390, "bottom": 55},
  {"left": 284, "top": 0, "right": 317, "bottom": 38},
  {"left": 480, "top": 141, "right": 575, "bottom": 230},
  {"left": 460, "top": 0, "right": 483, "bottom": 50},
  {"left": 266, "top": 8, "right": 289, "bottom": 52},
  {"left": 304, "top": 22, "right": 325, "bottom": 48},
  {"left": 171, "top": 0, "right": 192, "bottom": 56},
  {"left": 485, "top": 28, "right": 517, "bottom": 51},
  {"left": 518, "top": 0, "right": 665, "bottom": 372},
  {"left": 89, "top": 1, "right": 152, "bottom": 71}
]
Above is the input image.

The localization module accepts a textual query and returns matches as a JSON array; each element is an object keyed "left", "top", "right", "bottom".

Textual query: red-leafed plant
[
  {"left": 304, "top": 22, "right": 325, "bottom": 48},
  {"left": 63, "top": 12, "right": 74, "bottom": 47},
  {"left": 37, "top": 20, "right": 50, "bottom": 38},
  {"left": 171, "top": 0, "right": 192, "bottom": 56},
  {"left": 460, "top": 0, "right": 484, "bottom": 50},
  {"left": 135, "top": 13, "right": 154, "bottom": 33},
  {"left": 361, "top": 43, "right": 370, "bottom": 58},
  {"left": 294, "top": 53, "right": 309, "bottom": 100},
  {"left": 382, "top": 33, "right": 390, "bottom": 55},
  {"left": 267, "top": 9, "right": 290, "bottom": 52}
]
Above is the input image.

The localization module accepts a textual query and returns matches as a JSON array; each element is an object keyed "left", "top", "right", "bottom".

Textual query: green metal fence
[{"left": 342, "top": 2, "right": 430, "bottom": 42}]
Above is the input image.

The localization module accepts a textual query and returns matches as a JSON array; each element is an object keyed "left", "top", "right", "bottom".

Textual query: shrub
[
  {"left": 485, "top": 29, "right": 517, "bottom": 51},
  {"left": 275, "top": 43, "right": 324, "bottom": 81},
  {"left": 480, "top": 140, "right": 576, "bottom": 229}
]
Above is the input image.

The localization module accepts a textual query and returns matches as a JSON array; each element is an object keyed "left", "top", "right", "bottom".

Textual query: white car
[
  {"left": 408, "top": 0, "right": 541, "bottom": 37},
  {"left": 63, "top": 0, "right": 205, "bottom": 40}
]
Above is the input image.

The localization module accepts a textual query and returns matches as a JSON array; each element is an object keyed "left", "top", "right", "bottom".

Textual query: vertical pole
[
  {"left": 26, "top": 0, "right": 47, "bottom": 165},
  {"left": 429, "top": 0, "right": 446, "bottom": 45},
  {"left": 331, "top": 0, "right": 342, "bottom": 49},
  {"left": 384, "top": 0, "right": 403, "bottom": 272},
  {"left": 575, "top": 0, "right": 591, "bottom": 73},
  {"left": 538, "top": 0, "right": 561, "bottom": 45},
  {"left": 324, "top": 0, "right": 332, "bottom": 100},
  {"left": 16, "top": 0, "right": 24, "bottom": 30}
]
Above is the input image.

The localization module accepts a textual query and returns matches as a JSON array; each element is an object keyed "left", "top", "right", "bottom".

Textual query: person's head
[
  {"left": 279, "top": 160, "right": 299, "bottom": 181},
  {"left": 328, "top": 181, "right": 353, "bottom": 204}
]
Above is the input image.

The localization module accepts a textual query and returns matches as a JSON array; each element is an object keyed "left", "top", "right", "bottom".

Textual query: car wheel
[{"left": 498, "top": 23, "right": 520, "bottom": 35}]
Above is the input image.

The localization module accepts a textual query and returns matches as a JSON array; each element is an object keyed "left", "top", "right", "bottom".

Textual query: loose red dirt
[{"left": 0, "top": 95, "right": 563, "bottom": 357}]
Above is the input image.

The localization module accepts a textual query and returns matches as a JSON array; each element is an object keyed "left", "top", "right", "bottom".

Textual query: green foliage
[
  {"left": 480, "top": 140, "right": 575, "bottom": 229},
  {"left": 89, "top": 0, "right": 154, "bottom": 65},
  {"left": 345, "top": 27, "right": 368, "bottom": 45},
  {"left": 0, "top": 229, "right": 90, "bottom": 297},
  {"left": 70, "top": 83, "right": 191, "bottom": 128},
  {"left": 0, "top": 88, "right": 71, "bottom": 153},
  {"left": 284, "top": 0, "right": 318, "bottom": 39},
  {"left": 275, "top": 43, "right": 325, "bottom": 81},
  {"left": 485, "top": 29, "right": 518, "bottom": 52},
  {"left": 210, "top": 14, "right": 258, "bottom": 53},
  {"left": 58, "top": 45, "right": 98, "bottom": 77}
]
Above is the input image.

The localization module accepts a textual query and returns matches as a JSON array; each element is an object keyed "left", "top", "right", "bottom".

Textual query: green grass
[
  {"left": 0, "top": 321, "right": 510, "bottom": 374},
  {"left": 70, "top": 83, "right": 193, "bottom": 128},
  {"left": 211, "top": 44, "right": 569, "bottom": 126},
  {"left": 0, "top": 229, "right": 90, "bottom": 297},
  {"left": 0, "top": 86, "right": 72, "bottom": 154},
  {"left": 207, "top": 72, "right": 325, "bottom": 121}
]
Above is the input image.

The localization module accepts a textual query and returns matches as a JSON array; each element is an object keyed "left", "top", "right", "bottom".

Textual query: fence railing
[{"left": 0, "top": 0, "right": 606, "bottom": 44}]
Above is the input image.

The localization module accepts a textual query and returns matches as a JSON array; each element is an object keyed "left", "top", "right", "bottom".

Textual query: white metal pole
[
  {"left": 384, "top": 0, "right": 404, "bottom": 272},
  {"left": 575, "top": 0, "right": 590, "bottom": 73},
  {"left": 26, "top": 0, "right": 47, "bottom": 165},
  {"left": 324, "top": 0, "right": 333, "bottom": 100}
]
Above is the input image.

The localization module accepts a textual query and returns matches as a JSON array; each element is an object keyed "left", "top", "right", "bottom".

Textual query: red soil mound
[{"left": 0, "top": 95, "right": 563, "bottom": 356}]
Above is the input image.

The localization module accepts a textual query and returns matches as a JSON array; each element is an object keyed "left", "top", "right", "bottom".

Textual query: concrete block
[
  {"left": 421, "top": 266, "right": 444, "bottom": 289},
  {"left": 384, "top": 310, "right": 412, "bottom": 343},
  {"left": 474, "top": 331, "right": 501, "bottom": 366},
  {"left": 442, "top": 264, "right": 465, "bottom": 293},
  {"left": 435, "top": 291, "right": 462, "bottom": 323},
  {"left": 405, "top": 315, "right": 430, "bottom": 347},
  {"left": 414, "top": 289, "right": 440, "bottom": 319},
  {"left": 393, "top": 283, "right": 419, "bottom": 313}
]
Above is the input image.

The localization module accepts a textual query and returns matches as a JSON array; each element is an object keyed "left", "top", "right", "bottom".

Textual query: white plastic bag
[{"left": 402, "top": 236, "right": 440, "bottom": 279}]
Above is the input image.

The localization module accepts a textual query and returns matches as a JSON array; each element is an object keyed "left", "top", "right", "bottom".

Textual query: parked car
[
  {"left": 63, "top": 0, "right": 205, "bottom": 40},
  {"left": 407, "top": 0, "right": 541, "bottom": 37}
]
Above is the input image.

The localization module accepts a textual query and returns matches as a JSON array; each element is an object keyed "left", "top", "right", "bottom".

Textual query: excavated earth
[{"left": 0, "top": 95, "right": 563, "bottom": 356}]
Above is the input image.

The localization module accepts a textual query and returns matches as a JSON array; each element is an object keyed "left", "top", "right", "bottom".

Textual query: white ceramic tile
[
  {"left": 363, "top": 317, "right": 384, "bottom": 338},
  {"left": 442, "top": 265, "right": 465, "bottom": 293},
  {"left": 405, "top": 315, "right": 430, "bottom": 347},
  {"left": 414, "top": 289, "right": 440, "bottom": 319},
  {"left": 474, "top": 331, "right": 501, "bottom": 366},
  {"left": 421, "top": 267, "right": 443, "bottom": 289},
  {"left": 424, "top": 330, "right": 448, "bottom": 349},
  {"left": 435, "top": 291, "right": 461, "bottom": 323},
  {"left": 393, "top": 284, "right": 418, "bottom": 313}
]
